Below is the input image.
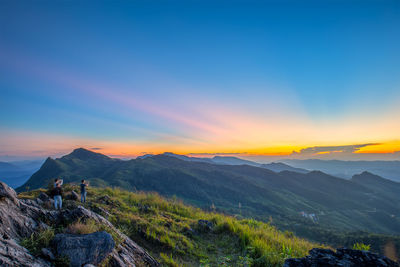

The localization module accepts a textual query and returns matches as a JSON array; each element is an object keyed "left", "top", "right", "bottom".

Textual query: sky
[{"left": 1, "top": 0, "right": 400, "bottom": 161}]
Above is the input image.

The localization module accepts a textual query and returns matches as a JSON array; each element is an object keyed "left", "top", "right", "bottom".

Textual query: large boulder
[
  {"left": 284, "top": 248, "right": 399, "bottom": 267},
  {"left": 52, "top": 231, "right": 115, "bottom": 267},
  {"left": 0, "top": 181, "right": 19, "bottom": 206}
]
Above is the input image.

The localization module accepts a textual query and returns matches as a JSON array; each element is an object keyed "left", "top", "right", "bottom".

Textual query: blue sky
[{"left": 1, "top": 0, "right": 400, "bottom": 160}]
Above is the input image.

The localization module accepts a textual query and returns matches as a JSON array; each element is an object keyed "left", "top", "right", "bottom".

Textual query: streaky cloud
[{"left": 292, "top": 143, "right": 381, "bottom": 155}]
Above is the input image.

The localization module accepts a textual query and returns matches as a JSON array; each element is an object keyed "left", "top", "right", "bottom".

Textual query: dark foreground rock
[
  {"left": 0, "top": 181, "right": 159, "bottom": 267},
  {"left": 284, "top": 248, "right": 399, "bottom": 267},
  {"left": 198, "top": 219, "right": 214, "bottom": 232},
  {"left": 53, "top": 231, "right": 114, "bottom": 267}
]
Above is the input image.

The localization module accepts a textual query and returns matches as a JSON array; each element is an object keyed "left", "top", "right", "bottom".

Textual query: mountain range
[
  {"left": 281, "top": 159, "right": 400, "bottom": 182},
  {"left": 141, "top": 153, "right": 400, "bottom": 181},
  {"left": 140, "top": 152, "right": 309, "bottom": 173},
  {"left": 18, "top": 148, "right": 400, "bottom": 246},
  {"left": 0, "top": 159, "right": 44, "bottom": 188}
]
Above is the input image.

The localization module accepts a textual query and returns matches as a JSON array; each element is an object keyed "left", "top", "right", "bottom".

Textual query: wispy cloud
[{"left": 292, "top": 143, "right": 381, "bottom": 156}]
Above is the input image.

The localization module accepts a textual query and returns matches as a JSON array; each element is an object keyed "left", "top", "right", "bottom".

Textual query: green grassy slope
[{"left": 19, "top": 185, "right": 323, "bottom": 267}]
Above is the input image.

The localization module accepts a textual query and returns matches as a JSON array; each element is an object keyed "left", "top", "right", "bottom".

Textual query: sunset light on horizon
[{"left": 1, "top": 0, "right": 400, "bottom": 161}]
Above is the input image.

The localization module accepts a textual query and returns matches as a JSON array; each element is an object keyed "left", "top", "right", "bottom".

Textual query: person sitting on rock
[
  {"left": 52, "top": 184, "right": 63, "bottom": 210},
  {"left": 80, "top": 179, "right": 89, "bottom": 203}
]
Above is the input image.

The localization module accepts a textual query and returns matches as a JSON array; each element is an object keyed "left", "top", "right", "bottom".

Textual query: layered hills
[
  {"left": 0, "top": 159, "right": 43, "bottom": 188},
  {"left": 282, "top": 159, "right": 400, "bottom": 182},
  {"left": 18, "top": 148, "right": 400, "bottom": 255}
]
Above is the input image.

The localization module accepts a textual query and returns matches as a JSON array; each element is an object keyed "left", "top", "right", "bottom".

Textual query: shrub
[
  {"left": 53, "top": 255, "right": 70, "bottom": 267},
  {"left": 65, "top": 219, "right": 124, "bottom": 246},
  {"left": 65, "top": 219, "right": 98, "bottom": 234},
  {"left": 160, "top": 253, "right": 182, "bottom": 267},
  {"left": 353, "top": 242, "right": 371, "bottom": 251}
]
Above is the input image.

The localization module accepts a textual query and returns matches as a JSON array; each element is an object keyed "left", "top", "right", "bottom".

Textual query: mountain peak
[
  {"left": 162, "top": 152, "right": 179, "bottom": 156},
  {"left": 136, "top": 154, "right": 154, "bottom": 159},
  {"left": 66, "top": 148, "right": 110, "bottom": 160},
  {"left": 351, "top": 171, "right": 382, "bottom": 181}
]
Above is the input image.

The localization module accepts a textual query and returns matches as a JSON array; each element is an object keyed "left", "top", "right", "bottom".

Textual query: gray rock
[
  {"left": 63, "top": 199, "right": 79, "bottom": 210},
  {"left": 66, "top": 191, "right": 79, "bottom": 201},
  {"left": 198, "top": 219, "right": 214, "bottom": 232},
  {"left": 83, "top": 264, "right": 96, "bottom": 267},
  {"left": 36, "top": 198, "right": 44, "bottom": 206},
  {"left": 52, "top": 231, "right": 115, "bottom": 267},
  {"left": 38, "top": 192, "right": 50, "bottom": 202},
  {"left": 97, "top": 195, "right": 113, "bottom": 205},
  {"left": 38, "top": 221, "right": 51, "bottom": 231},
  {"left": 90, "top": 204, "right": 110, "bottom": 218},
  {"left": 0, "top": 189, "right": 44, "bottom": 240},
  {"left": 0, "top": 181, "right": 19, "bottom": 206},
  {"left": 0, "top": 236, "right": 51, "bottom": 267},
  {"left": 284, "top": 248, "right": 399, "bottom": 267},
  {"left": 41, "top": 247, "right": 55, "bottom": 261},
  {"left": 109, "top": 234, "right": 160, "bottom": 267}
]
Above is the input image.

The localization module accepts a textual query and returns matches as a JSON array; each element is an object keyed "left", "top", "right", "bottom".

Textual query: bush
[
  {"left": 65, "top": 219, "right": 124, "bottom": 246},
  {"left": 65, "top": 219, "right": 98, "bottom": 234},
  {"left": 353, "top": 242, "right": 371, "bottom": 251},
  {"left": 160, "top": 253, "right": 182, "bottom": 267}
]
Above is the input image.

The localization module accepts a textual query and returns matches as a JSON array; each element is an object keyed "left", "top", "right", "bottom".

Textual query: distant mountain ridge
[
  {"left": 282, "top": 159, "right": 400, "bottom": 182},
  {"left": 141, "top": 152, "right": 310, "bottom": 173},
  {"left": 19, "top": 148, "right": 400, "bottom": 242},
  {"left": 261, "top": 162, "right": 309, "bottom": 173},
  {"left": 0, "top": 159, "right": 44, "bottom": 188}
]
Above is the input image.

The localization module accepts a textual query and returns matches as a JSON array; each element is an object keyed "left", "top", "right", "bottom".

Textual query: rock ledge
[{"left": 284, "top": 247, "right": 399, "bottom": 267}]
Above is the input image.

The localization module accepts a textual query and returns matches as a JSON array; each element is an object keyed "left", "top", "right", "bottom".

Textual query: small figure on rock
[
  {"left": 80, "top": 179, "right": 89, "bottom": 203},
  {"left": 52, "top": 183, "right": 63, "bottom": 210}
]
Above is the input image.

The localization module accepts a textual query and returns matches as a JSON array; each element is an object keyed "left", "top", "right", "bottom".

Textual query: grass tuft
[
  {"left": 353, "top": 242, "right": 371, "bottom": 251},
  {"left": 20, "top": 228, "right": 55, "bottom": 256}
]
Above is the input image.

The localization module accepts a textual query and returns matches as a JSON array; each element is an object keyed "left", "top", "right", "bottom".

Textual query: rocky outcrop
[
  {"left": 284, "top": 248, "right": 399, "bottom": 267},
  {"left": 197, "top": 219, "right": 214, "bottom": 232},
  {"left": 58, "top": 205, "right": 160, "bottom": 266},
  {"left": 0, "top": 236, "right": 51, "bottom": 267},
  {"left": 65, "top": 190, "right": 79, "bottom": 201},
  {"left": 52, "top": 231, "right": 115, "bottom": 267},
  {"left": 0, "top": 181, "right": 159, "bottom": 267},
  {"left": 0, "top": 181, "right": 19, "bottom": 205},
  {"left": 0, "top": 182, "right": 45, "bottom": 240}
]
